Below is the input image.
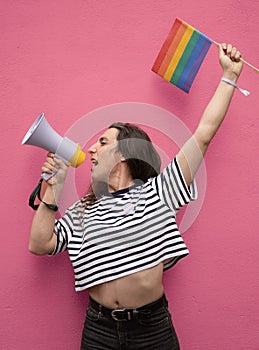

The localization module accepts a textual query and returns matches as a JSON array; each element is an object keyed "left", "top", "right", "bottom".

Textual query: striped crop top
[{"left": 52, "top": 156, "right": 197, "bottom": 291}]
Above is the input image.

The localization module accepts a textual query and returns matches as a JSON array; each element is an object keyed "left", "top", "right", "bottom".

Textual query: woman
[{"left": 29, "top": 44, "right": 243, "bottom": 349}]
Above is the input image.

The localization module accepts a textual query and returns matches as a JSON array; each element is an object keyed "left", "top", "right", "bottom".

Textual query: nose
[{"left": 88, "top": 141, "right": 97, "bottom": 155}]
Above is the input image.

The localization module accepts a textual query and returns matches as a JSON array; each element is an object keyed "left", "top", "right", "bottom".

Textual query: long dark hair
[
  {"left": 109, "top": 122, "right": 161, "bottom": 182},
  {"left": 82, "top": 122, "right": 161, "bottom": 207}
]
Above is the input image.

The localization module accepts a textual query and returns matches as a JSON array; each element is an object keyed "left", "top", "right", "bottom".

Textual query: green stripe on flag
[{"left": 171, "top": 30, "right": 200, "bottom": 85}]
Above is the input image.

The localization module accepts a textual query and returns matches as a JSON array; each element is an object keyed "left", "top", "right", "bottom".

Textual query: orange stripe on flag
[
  {"left": 157, "top": 19, "right": 187, "bottom": 77},
  {"left": 152, "top": 19, "right": 182, "bottom": 74},
  {"left": 164, "top": 24, "right": 194, "bottom": 81}
]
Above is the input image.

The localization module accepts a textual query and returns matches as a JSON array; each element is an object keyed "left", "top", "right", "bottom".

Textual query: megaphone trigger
[{"left": 41, "top": 171, "right": 58, "bottom": 182}]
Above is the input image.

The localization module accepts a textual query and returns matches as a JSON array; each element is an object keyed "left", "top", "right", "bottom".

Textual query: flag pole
[
  {"left": 239, "top": 58, "right": 259, "bottom": 74},
  {"left": 213, "top": 41, "right": 259, "bottom": 74}
]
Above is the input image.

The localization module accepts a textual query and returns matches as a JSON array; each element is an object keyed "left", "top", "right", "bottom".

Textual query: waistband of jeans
[{"left": 88, "top": 294, "right": 168, "bottom": 321}]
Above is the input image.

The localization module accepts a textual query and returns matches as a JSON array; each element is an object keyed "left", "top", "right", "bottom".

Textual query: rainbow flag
[{"left": 152, "top": 18, "right": 213, "bottom": 93}]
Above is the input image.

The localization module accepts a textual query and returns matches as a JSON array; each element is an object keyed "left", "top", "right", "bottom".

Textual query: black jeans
[{"left": 80, "top": 294, "right": 180, "bottom": 350}]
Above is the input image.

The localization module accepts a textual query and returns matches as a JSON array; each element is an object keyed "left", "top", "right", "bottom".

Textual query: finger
[
  {"left": 219, "top": 43, "right": 229, "bottom": 60},
  {"left": 46, "top": 156, "right": 55, "bottom": 168},
  {"left": 226, "top": 44, "right": 233, "bottom": 57},
  {"left": 221, "top": 43, "right": 227, "bottom": 53},
  {"left": 234, "top": 50, "right": 242, "bottom": 61},
  {"left": 42, "top": 162, "right": 56, "bottom": 174},
  {"left": 42, "top": 156, "right": 57, "bottom": 172},
  {"left": 41, "top": 167, "right": 52, "bottom": 175},
  {"left": 47, "top": 152, "right": 55, "bottom": 158},
  {"left": 230, "top": 47, "right": 237, "bottom": 60}
]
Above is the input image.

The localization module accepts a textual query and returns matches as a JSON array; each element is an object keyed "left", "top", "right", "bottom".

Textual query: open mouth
[{"left": 91, "top": 159, "right": 98, "bottom": 167}]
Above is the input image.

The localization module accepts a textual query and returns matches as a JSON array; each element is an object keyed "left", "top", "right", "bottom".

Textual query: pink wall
[{"left": 1, "top": 1, "right": 259, "bottom": 349}]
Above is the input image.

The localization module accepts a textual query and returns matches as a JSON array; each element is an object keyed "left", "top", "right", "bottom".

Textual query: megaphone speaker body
[{"left": 22, "top": 113, "right": 86, "bottom": 180}]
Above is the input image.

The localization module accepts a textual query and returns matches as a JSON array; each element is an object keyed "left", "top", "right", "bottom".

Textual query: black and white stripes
[{"left": 53, "top": 156, "right": 197, "bottom": 291}]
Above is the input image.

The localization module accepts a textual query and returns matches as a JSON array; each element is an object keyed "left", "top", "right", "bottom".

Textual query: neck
[
  {"left": 108, "top": 171, "right": 133, "bottom": 193},
  {"left": 92, "top": 163, "right": 134, "bottom": 196},
  {"left": 108, "top": 162, "right": 134, "bottom": 192}
]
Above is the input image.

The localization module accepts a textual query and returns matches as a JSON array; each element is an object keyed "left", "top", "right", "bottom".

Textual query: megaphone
[{"left": 22, "top": 113, "right": 86, "bottom": 181}]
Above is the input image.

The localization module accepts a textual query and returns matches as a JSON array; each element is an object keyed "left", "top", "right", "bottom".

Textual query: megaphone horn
[{"left": 22, "top": 113, "right": 86, "bottom": 180}]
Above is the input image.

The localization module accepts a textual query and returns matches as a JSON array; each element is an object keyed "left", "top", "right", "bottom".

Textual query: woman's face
[{"left": 88, "top": 127, "right": 123, "bottom": 183}]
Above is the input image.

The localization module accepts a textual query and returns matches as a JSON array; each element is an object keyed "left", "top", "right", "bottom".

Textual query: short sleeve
[
  {"left": 150, "top": 156, "right": 198, "bottom": 214},
  {"left": 50, "top": 208, "right": 75, "bottom": 255}
]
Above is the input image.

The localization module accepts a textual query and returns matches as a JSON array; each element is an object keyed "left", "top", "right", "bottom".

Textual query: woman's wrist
[
  {"left": 220, "top": 76, "right": 250, "bottom": 96},
  {"left": 43, "top": 182, "right": 63, "bottom": 204},
  {"left": 222, "top": 71, "right": 239, "bottom": 83}
]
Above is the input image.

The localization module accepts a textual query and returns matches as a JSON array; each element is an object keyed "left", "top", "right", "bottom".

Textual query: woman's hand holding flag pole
[{"left": 213, "top": 40, "right": 259, "bottom": 74}]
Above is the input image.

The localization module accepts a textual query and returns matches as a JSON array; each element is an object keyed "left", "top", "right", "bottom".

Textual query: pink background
[{"left": 1, "top": 1, "right": 259, "bottom": 349}]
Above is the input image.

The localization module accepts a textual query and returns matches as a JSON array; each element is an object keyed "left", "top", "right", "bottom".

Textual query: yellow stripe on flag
[{"left": 164, "top": 25, "right": 195, "bottom": 81}]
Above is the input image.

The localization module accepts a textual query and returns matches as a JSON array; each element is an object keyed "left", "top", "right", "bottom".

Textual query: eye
[{"left": 99, "top": 137, "right": 108, "bottom": 145}]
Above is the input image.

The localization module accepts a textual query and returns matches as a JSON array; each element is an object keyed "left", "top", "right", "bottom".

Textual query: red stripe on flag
[
  {"left": 157, "top": 19, "right": 188, "bottom": 78},
  {"left": 152, "top": 18, "right": 182, "bottom": 75}
]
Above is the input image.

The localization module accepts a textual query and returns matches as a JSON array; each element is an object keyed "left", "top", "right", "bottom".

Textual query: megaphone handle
[{"left": 41, "top": 171, "right": 57, "bottom": 181}]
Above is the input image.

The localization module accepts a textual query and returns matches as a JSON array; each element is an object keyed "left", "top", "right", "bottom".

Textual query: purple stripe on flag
[
  {"left": 182, "top": 39, "right": 212, "bottom": 92},
  {"left": 175, "top": 33, "right": 210, "bottom": 91}
]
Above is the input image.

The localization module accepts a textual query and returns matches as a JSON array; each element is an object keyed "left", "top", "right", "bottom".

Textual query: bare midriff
[{"left": 88, "top": 262, "right": 164, "bottom": 309}]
